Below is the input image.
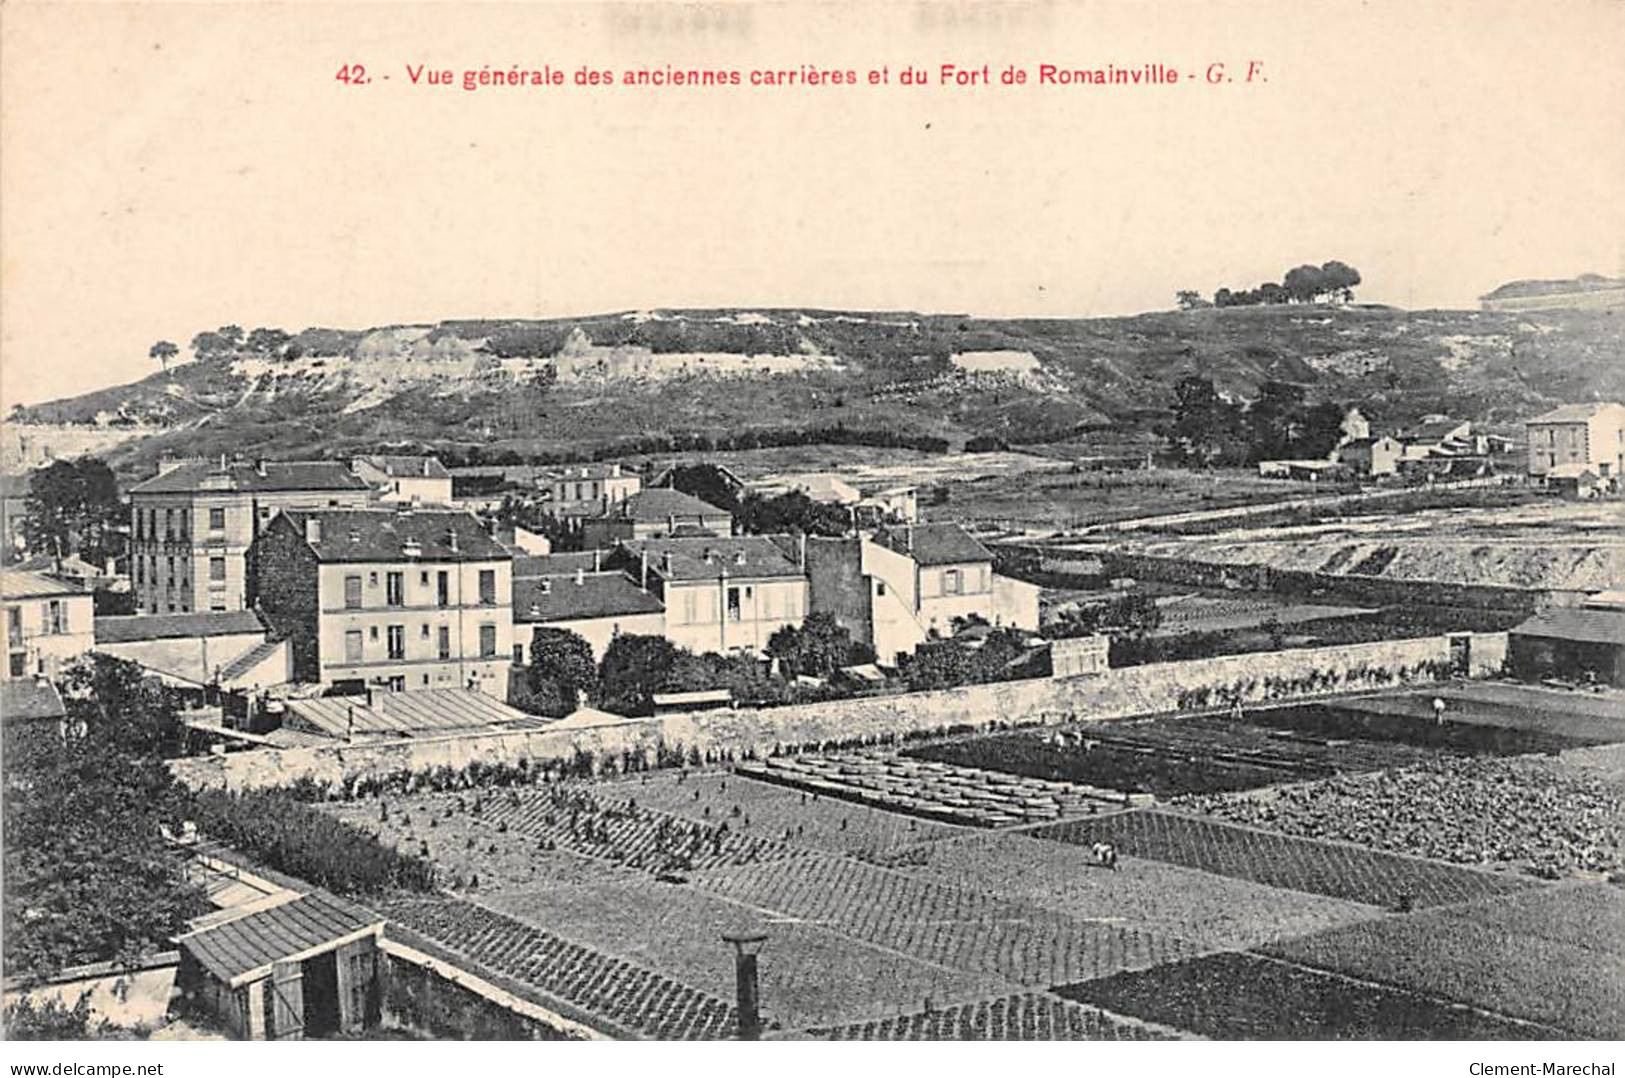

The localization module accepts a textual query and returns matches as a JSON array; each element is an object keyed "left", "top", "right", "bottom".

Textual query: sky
[{"left": 2, "top": 0, "right": 1622, "bottom": 408}]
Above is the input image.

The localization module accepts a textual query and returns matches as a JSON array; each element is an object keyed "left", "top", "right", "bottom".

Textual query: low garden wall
[
  {"left": 169, "top": 634, "right": 1507, "bottom": 794},
  {"left": 377, "top": 939, "right": 599, "bottom": 1041}
]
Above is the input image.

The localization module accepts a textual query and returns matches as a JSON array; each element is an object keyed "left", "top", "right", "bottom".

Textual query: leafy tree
[
  {"left": 520, "top": 627, "right": 599, "bottom": 718},
  {"left": 737, "top": 490, "right": 850, "bottom": 537},
  {"left": 598, "top": 634, "right": 681, "bottom": 715},
  {"left": 901, "top": 639, "right": 976, "bottom": 692},
  {"left": 1246, "top": 381, "right": 1308, "bottom": 460},
  {"left": 661, "top": 463, "right": 744, "bottom": 513},
  {"left": 666, "top": 650, "right": 786, "bottom": 707},
  {"left": 22, "top": 458, "right": 123, "bottom": 562},
  {"left": 217, "top": 324, "right": 244, "bottom": 350},
  {"left": 148, "top": 340, "right": 178, "bottom": 372},
  {"left": 245, "top": 327, "right": 291, "bottom": 356},
  {"left": 766, "top": 611, "right": 856, "bottom": 678},
  {"left": 1283, "top": 264, "right": 1326, "bottom": 304},
  {"left": 3, "top": 994, "right": 127, "bottom": 1040},
  {"left": 1175, "top": 290, "right": 1211, "bottom": 311},
  {"left": 1164, "top": 376, "right": 1244, "bottom": 466},
  {"left": 1320, "top": 260, "right": 1361, "bottom": 302}
]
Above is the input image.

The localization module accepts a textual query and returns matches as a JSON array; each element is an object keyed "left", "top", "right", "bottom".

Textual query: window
[
  {"left": 369, "top": 625, "right": 379, "bottom": 641},
  {"left": 420, "top": 624, "right": 430, "bottom": 638},
  {"left": 943, "top": 568, "right": 963, "bottom": 595},
  {"left": 134, "top": 561, "right": 143, "bottom": 585},
  {"left": 209, "top": 507, "right": 226, "bottom": 530},
  {"left": 368, "top": 572, "right": 378, "bottom": 587},
  {"left": 512, "top": 644, "right": 525, "bottom": 665},
  {"left": 386, "top": 625, "right": 406, "bottom": 660},
  {"left": 436, "top": 571, "right": 449, "bottom": 607},
  {"left": 210, "top": 602, "right": 226, "bottom": 612},
  {"left": 478, "top": 623, "right": 497, "bottom": 658},
  {"left": 209, "top": 557, "right": 226, "bottom": 582},
  {"left": 344, "top": 575, "right": 363, "bottom": 609},
  {"left": 385, "top": 571, "right": 404, "bottom": 606},
  {"left": 386, "top": 675, "right": 406, "bottom": 692},
  {"left": 875, "top": 581, "right": 887, "bottom": 597},
  {"left": 420, "top": 571, "right": 429, "bottom": 585},
  {"left": 478, "top": 569, "right": 496, "bottom": 605},
  {"left": 9, "top": 652, "right": 25, "bottom": 678},
  {"left": 164, "top": 509, "right": 174, "bottom": 540},
  {"left": 437, "top": 625, "right": 451, "bottom": 660},
  {"left": 727, "top": 586, "right": 742, "bottom": 622},
  {"left": 344, "top": 630, "right": 363, "bottom": 663},
  {"left": 7, "top": 607, "right": 23, "bottom": 646}
]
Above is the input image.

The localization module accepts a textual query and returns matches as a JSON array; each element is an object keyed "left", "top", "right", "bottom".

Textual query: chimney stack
[
  {"left": 448, "top": 529, "right": 459, "bottom": 553},
  {"left": 593, "top": 548, "right": 602, "bottom": 572},
  {"left": 255, "top": 459, "right": 268, "bottom": 478},
  {"left": 575, "top": 567, "right": 586, "bottom": 586},
  {"left": 305, "top": 519, "right": 322, "bottom": 545},
  {"left": 662, "top": 551, "right": 674, "bottom": 575}
]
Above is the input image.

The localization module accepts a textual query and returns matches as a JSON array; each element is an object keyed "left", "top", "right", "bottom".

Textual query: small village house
[
  {"left": 129, "top": 458, "right": 371, "bottom": 615},
  {"left": 1508, "top": 604, "right": 1625, "bottom": 687},
  {"left": 249, "top": 508, "right": 514, "bottom": 697},
  {"left": 581, "top": 488, "right": 734, "bottom": 549},
  {"left": 1336, "top": 436, "right": 1404, "bottom": 477},
  {"left": 611, "top": 535, "right": 807, "bottom": 657},
  {"left": 549, "top": 463, "right": 642, "bottom": 517},
  {"left": 2, "top": 569, "right": 94, "bottom": 679},
  {"left": 511, "top": 552, "right": 665, "bottom": 662},
  {"left": 350, "top": 455, "right": 454, "bottom": 506},
  {"left": 93, "top": 610, "right": 289, "bottom": 690},
  {"left": 1525, "top": 402, "right": 1625, "bottom": 488}
]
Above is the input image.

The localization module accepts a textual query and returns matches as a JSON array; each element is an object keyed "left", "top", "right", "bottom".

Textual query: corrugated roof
[
  {"left": 0, "top": 570, "right": 89, "bottom": 600},
  {"left": 130, "top": 460, "right": 368, "bottom": 496},
  {"left": 1527, "top": 402, "right": 1625, "bottom": 424},
  {"left": 619, "top": 535, "right": 804, "bottom": 581},
  {"left": 872, "top": 523, "right": 993, "bottom": 566},
  {"left": 283, "top": 688, "right": 531, "bottom": 739},
  {"left": 178, "top": 891, "right": 383, "bottom": 987},
  {"left": 513, "top": 572, "right": 664, "bottom": 623},
  {"left": 358, "top": 455, "right": 451, "bottom": 479},
  {"left": 1512, "top": 608, "right": 1625, "bottom": 647},
  {"left": 595, "top": 488, "right": 731, "bottom": 523},
  {"left": 95, "top": 610, "right": 265, "bottom": 643},
  {"left": 276, "top": 508, "right": 511, "bottom": 563},
  {"left": 0, "top": 679, "right": 66, "bottom": 721}
]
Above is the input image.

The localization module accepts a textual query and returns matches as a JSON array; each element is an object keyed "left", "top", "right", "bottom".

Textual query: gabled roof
[
  {"left": 513, "top": 572, "right": 665, "bottom": 623},
  {"left": 0, "top": 570, "right": 89, "bottom": 600},
  {"left": 0, "top": 679, "right": 66, "bottom": 722},
  {"left": 95, "top": 610, "right": 266, "bottom": 644},
  {"left": 130, "top": 460, "right": 369, "bottom": 496},
  {"left": 1527, "top": 402, "right": 1625, "bottom": 424},
  {"left": 1512, "top": 607, "right": 1625, "bottom": 647},
  {"left": 357, "top": 455, "right": 450, "bottom": 479},
  {"left": 177, "top": 891, "right": 383, "bottom": 987},
  {"left": 620, "top": 534, "right": 804, "bottom": 581},
  {"left": 1403, "top": 418, "right": 1470, "bottom": 441},
  {"left": 595, "top": 488, "right": 731, "bottom": 523},
  {"left": 1547, "top": 462, "right": 1601, "bottom": 480},
  {"left": 272, "top": 509, "right": 511, "bottom": 563},
  {"left": 871, "top": 523, "right": 992, "bottom": 566},
  {"left": 513, "top": 552, "right": 603, "bottom": 578}
]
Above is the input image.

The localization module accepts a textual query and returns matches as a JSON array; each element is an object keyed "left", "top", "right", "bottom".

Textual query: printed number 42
[{"left": 335, "top": 63, "right": 369, "bottom": 86}]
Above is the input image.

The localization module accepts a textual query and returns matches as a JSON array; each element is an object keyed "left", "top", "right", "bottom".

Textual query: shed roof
[
  {"left": 130, "top": 460, "right": 368, "bottom": 496},
  {"left": 872, "top": 523, "right": 993, "bottom": 566},
  {"left": 1512, "top": 607, "right": 1625, "bottom": 647},
  {"left": 95, "top": 610, "right": 265, "bottom": 644},
  {"left": 178, "top": 891, "right": 383, "bottom": 987},
  {"left": 0, "top": 679, "right": 66, "bottom": 722}
]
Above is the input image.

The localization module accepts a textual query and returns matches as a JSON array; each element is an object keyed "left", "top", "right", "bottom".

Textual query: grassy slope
[{"left": 17, "top": 304, "right": 1625, "bottom": 473}]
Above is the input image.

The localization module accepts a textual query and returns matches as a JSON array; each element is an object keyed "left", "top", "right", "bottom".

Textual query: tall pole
[{"left": 722, "top": 932, "right": 766, "bottom": 1040}]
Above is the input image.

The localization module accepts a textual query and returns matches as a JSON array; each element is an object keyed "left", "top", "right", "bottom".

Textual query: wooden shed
[{"left": 175, "top": 891, "right": 385, "bottom": 1039}]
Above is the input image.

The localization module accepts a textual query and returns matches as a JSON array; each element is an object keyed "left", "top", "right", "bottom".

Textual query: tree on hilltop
[{"left": 148, "top": 340, "right": 177, "bottom": 373}]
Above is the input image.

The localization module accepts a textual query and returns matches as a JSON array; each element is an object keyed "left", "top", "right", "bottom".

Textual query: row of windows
[
  {"left": 671, "top": 584, "right": 805, "bottom": 626},
  {"left": 134, "top": 506, "right": 229, "bottom": 542},
  {"left": 339, "top": 622, "right": 499, "bottom": 663},
  {"left": 5, "top": 602, "right": 69, "bottom": 638},
  {"left": 341, "top": 569, "right": 497, "bottom": 609},
  {"left": 133, "top": 555, "right": 229, "bottom": 585}
]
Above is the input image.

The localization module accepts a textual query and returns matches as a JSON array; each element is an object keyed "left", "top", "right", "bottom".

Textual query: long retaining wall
[{"left": 169, "top": 633, "right": 1507, "bottom": 794}]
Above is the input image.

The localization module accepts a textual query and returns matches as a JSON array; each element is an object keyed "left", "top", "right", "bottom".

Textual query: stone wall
[
  {"left": 377, "top": 940, "right": 599, "bottom": 1041},
  {"left": 169, "top": 633, "right": 1506, "bottom": 793}
]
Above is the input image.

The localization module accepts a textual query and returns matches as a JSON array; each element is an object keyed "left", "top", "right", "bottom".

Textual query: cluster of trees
[
  {"left": 1178, "top": 261, "right": 1362, "bottom": 310},
  {"left": 899, "top": 624, "right": 1041, "bottom": 692},
  {"left": 1046, "top": 592, "right": 1163, "bottom": 640},
  {"left": 149, "top": 325, "right": 298, "bottom": 371},
  {"left": 1162, "top": 376, "right": 1351, "bottom": 466},
  {"left": 3, "top": 657, "right": 207, "bottom": 982},
  {"left": 20, "top": 457, "right": 123, "bottom": 563},
  {"left": 513, "top": 616, "right": 870, "bottom": 720},
  {"left": 662, "top": 463, "right": 853, "bottom": 537}
]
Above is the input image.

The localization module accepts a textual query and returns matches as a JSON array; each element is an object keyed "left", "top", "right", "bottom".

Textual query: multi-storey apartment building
[
  {"left": 2, "top": 570, "right": 95, "bottom": 679},
  {"left": 611, "top": 535, "right": 806, "bottom": 657},
  {"left": 250, "top": 508, "right": 514, "bottom": 697},
  {"left": 129, "top": 459, "right": 370, "bottom": 614},
  {"left": 550, "top": 463, "right": 642, "bottom": 517},
  {"left": 1526, "top": 402, "right": 1625, "bottom": 482}
]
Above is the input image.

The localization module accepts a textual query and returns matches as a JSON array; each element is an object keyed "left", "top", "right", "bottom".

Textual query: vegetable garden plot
[
  {"left": 1246, "top": 701, "right": 1609, "bottom": 755},
  {"left": 1057, "top": 952, "right": 1562, "bottom": 1040},
  {"left": 798, "top": 991, "right": 1177, "bottom": 1041},
  {"left": 692, "top": 851, "right": 1199, "bottom": 988},
  {"left": 1032, "top": 811, "right": 1534, "bottom": 908}
]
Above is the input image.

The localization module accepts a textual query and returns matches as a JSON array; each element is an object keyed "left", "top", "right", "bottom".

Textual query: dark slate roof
[
  {"left": 95, "top": 610, "right": 266, "bottom": 643},
  {"left": 358, "top": 455, "right": 451, "bottom": 479},
  {"left": 1512, "top": 608, "right": 1625, "bottom": 647},
  {"left": 130, "top": 460, "right": 368, "bottom": 496},
  {"left": 178, "top": 891, "right": 383, "bottom": 987},
  {"left": 276, "top": 509, "right": 511, "bottom": 563},
  {"left": 513, "top": 552, "right": 604, "bottom": 578},
  {"left": 1527, "top": 402, "right": 1625, "bottom": 424},
  {"left": 595, "top": 488, "right": 731, "bottom": 523},
  {"left": 620, "top": 535, "right": 804, "bottom": 582},
  {"left": 0, "top": 679, "right": 66, "bottom": 722},
  {"left": 872, "top": 523, "right": 993, "bottom": 566},
  {"left": 513, "top": 572, "right": 665, "bottom": 623}
]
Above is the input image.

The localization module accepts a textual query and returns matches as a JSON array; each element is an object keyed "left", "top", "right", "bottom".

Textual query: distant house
[
  {"left": 549, "top": 463, "right": 642, "bottom": 518},
  {"left": 804, "top": 524, "right": 1039, "bottom": 665},
  {"left": 856, "top": 485, "right": 920, "bottom": 525},
  {"left": 1509, "top": 607, "right": 1625, "bottom": 687},
  {"left": 581, "top": 488, "right": 734, "bottom": 549},
  {"left": 129, "top": 458, "right": 371, "bottom": 615},
  {"left": 490, "top": 523, "right": 552, "bottom": 556},
  {"left": 1525, "top": 402, "right": 1625, "bottom": 487},
  {"left": 1398, "top": 417, "right": 1480, "bottom": 460},
  {"left": 2, "top": 570, "right": 94, "bottom": 679},
  {"left": 1336, "top": 436, "right": 1404, "bottom": 477},
  {"left": 350, "top": 455, "right": 453, "bottom": 506},
  {"left": 1544, "top": 462, "right": 1604, "bottom": 499},
  {"left": 512, "top": 556, "right": 665, "bottom": 661},
  {"left": 611, "top": 535, "right": 807, "bottom": 657},
  {"left": 1257, "top": 459, "right": 1347, "bottom": 482},
  {"left": 769, "top": 473, "right": 862, "bottom": 507},
  {"left": 250, "top": 508, "right": 514, "bottom": 697}
]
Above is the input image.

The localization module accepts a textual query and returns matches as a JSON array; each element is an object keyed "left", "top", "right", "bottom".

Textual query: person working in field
[{"left": 1432, "top": 696, "right": 1447, "bottom": 725}]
